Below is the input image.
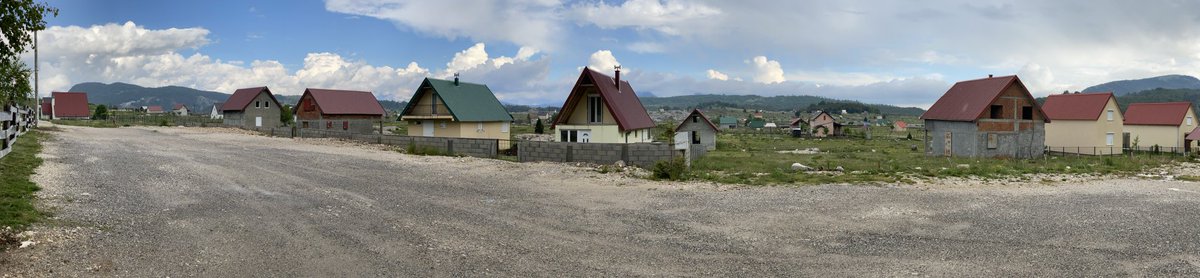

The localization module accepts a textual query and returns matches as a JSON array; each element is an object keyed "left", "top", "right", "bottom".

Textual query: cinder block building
[
  {"left": 222, "top": 87, "right": 282, "bottom": 128},
  {"left": 675, "top": 109, "right": 719, "bottom": 151},
  {"left": 920, "top": 75, "right": 1048, "bottom": 158},
  {"left": 295, "top": 88, "right": 386, "bottom": 134}
]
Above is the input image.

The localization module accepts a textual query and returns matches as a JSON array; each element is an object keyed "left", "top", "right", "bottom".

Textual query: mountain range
[
  {"left": 638, "top": 94, "right": 927, "bottom": 116},
  {"left": 66, "top": 82, "right": 408, "bottom": 111},
  {"left": 1082, "top": 75, "right": 1200, "bottom": 95}
]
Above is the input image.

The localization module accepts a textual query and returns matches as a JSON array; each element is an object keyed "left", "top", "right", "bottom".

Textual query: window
[
  {"left": 477, "top": 122, "right": 484, "bottom": 132},
  {"left": 986, "top": 133, "right": 998, "bottom": 149},
  {"left": 1106, "top": 133, "right": 1115, "bottom": 146},
  {"left": 990, "top": 105, "right": 1003, "bottom": 119},
  {"left": 570, "top": 130, "right": 578, "bottom": 142},
  {"left": 587, "top": 95, "right": 602, "bottom": 123},
  {"left": 302, "top": 121, "right": 309, "bottom": 128},
  {"left": 1107, "top": 110, "right": 1114, "bottom": 121},
  {"left": 559, "top": 130, "right": 588, "bottom": 142},
  {"left": 326, "top": 121, "right": 332, "bottom": 129},
  {"left": 265, "top": 101, "right": 270, "bottom": 108},
  {"left": 560, "top": 130, "right": 568, "bottom": 142},
  {"left": 692, "top": 116, "right": 698, "bottom": 123},
  {"left": 691, "top": 131, "right": 700, "bottom": 144},
  {"left": 431, "top": 94, "right": 438, "bottom": 116},
  {"left": 1189, "top": 116, "right": 1194, "bottom": 126},
  {"left": 255, "top": 101, "right": 261, "bottom": 108},
  {"left": 501, "top": 122, "right": 510, "bottom": 133},
  {"left": 1021, "top": 106, "right": 1033, "bottom": 120},
  {"left": 342, "top": 121, "right": 348, "bottom": 130}
]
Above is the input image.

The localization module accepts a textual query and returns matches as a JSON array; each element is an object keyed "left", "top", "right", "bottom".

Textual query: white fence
[{"left": 0, "top": 105, "right": 35, "bottom": 159}]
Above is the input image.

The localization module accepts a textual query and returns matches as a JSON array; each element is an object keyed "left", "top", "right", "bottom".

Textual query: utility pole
[{"left": 34, "top": 30, "right": 39, "bottom": 124}]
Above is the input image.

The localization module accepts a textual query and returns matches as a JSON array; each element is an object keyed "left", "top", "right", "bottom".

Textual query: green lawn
[
  {"left": 690, "top": 128, "right": 1185, "bottom": 185},
  {"left": 1, "top": 130, "right": 46, "bottom": 229}
]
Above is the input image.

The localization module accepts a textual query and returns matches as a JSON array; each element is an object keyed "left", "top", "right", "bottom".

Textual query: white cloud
[
  {"left": 445, "top": 43, "right": 491, "bottom": 74},
  {"left": 705, "top": 69, "right": 729, "bottom": 81},
  {"left": 748, "top": 56, "right": 785, "bottom": 84},
  {"left": 586, "top": 50, "right": 622, "bottom": 72},
  {"left": 324, "top": 0, "right": 563, "bottom": 51},
  {"left": 570, "top": 0, "right": 721, "bottom": 36},
  {"left": 627, "top": 42, "right": 667, "bottom": 54}
]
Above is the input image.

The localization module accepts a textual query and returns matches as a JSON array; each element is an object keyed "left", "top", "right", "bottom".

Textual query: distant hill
[
  {"left": 1082, "top": 75, "right": 1200, "bottom": 95},
  {"left": 1115, "top": 88, "right": 1200, "bottom": 111},
  {"left": 638, "top": 94, "right": 925, "bottom": 116},
  {"left": 67, "top": 82, "right": 408, "bottom": 112}
]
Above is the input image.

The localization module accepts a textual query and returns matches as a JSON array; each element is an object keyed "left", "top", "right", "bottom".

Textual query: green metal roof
[
  {"left": 401, "top": 78, "right": 514, "bottom": 122},
  {"left": 718, "top": 116, "right": 738, "bottom": 124},
  {"left": 747, "top": 118, "right": 766, "bottom": 128}
]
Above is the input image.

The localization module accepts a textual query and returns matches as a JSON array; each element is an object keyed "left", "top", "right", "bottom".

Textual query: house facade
[
  {"left": 1041, "top": 92, "right": 1123, "bottom": 155},
  {"left": 551, "top": 67, "right": 656, "bottom": 143},
  {"left": 399, "top": 77, "right": 514, "bottom": 146},
  {"left": 1123, "top": 102, "right": 1197, "bottom": 152},
  {"left": 210, "top": 102, "right": 224, "bottom": 119},
  {"left": 221, "top": 87, "right": 283, "bottom": 128},
  {"left": 717, "top": 116, "right": 738, "bottom": 129},
  {"left": 921, "top": 75, "right": 1047, "bottom": 158},
  {"left": 295, "top": 88, "right": 386, "bottom": 134},
  {"left": 808, "top": 111, "right": 841, "bottom": 137},
  {"left": 675, "top": 109, "right": 719, "bottom": 151},
  {"left": 173, "top": 104, "right": 189, "bottom": 116},
  {"left": 50, "top": 92, "right": 90, "bottom": 120}
]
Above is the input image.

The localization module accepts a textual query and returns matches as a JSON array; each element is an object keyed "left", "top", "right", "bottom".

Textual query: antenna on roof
[{"left": 453, "top": 73, "right": 460, "bottom": 86}]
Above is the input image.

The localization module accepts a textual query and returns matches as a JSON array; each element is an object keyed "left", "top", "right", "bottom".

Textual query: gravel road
[{"left": 3, "top": 126, "right": 1200, "bottom": 276}]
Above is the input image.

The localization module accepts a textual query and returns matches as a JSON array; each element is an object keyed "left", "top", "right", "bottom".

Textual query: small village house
[
  {"left": 893, "top": 121, "right": 908, "bottom": 132},
  {"left": 50, "top": 92, "right": 90, "bottom": 120},
  {"left": 921, "top": 75, "right": 1047, "bottom": 158},
  {"left": 717, "top": 116, "right": 738, "bottom": 129},
  {"left": 808, "top": 111, "right": 842, "bottom": 137},
  {"left": 39, "top": 97, "right": 52, "bottom": 119},
  {"left": 747, "top": 118, "right": 766, "bottom": 129},
  {"left": 1123, "top": 102, "right": 1197, "bottom": 152},
  {"left": 146, "top": 105, "right": 165, "bottom": 114},
  {"left": 295, "top": 88, "right": 386, "bottom": 134},
  {"left": 675, "top": 109, "right": 719, "bottom": 151},
  {"left": 221, "top": 87, "right": 282, "bottom": 128},
  {"left": 399, "top": 76, "right": 514, "bottom": 145},
  {"left": 551, "top": 67, "right": 655, "bottom": 143},
  {"left": 1041, "top": 92, "right": 1123, "bottom": 155},
  {"left": 173, "top": 104, "right": 189, "bottom": 116},
  {"left": 210, "top": 102, "right": 224, "bottom": 120}
]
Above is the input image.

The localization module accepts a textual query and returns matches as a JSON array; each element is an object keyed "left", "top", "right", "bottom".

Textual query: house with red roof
[
  {"left": 50, "top": 92, "right": 90, "bottom": 120},
  {"left": 1123, "top": 102, "right": 1197, "bottom": 153},
  {"left": 1042, "top": 92, "right": 1123, "bottom": 155},
  {"left": 893, "top": 120, "right": 908, "bottom": 132},
  {"left": 675, "top": 109, "right": 719, "bottom": 151},
  {"left": 920, "top": 75, "right": 1048, "bottom": 158},
  {"left": 295, "top": 88, "right": 386, "bottom": 134},
  {"left": 173, "top": 104, "right": 189, "bottom": 116},
  {"left": 551, "top": 67, "right": 655, "bottom": 143},
  {"left": 146, "top": 105, "right": 165, "bottom": 114},
  {"left": 221, "top": 87, "right": 282, "bottom": 128}
]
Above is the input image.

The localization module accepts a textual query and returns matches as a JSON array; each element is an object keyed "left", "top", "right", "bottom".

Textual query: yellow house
[
  {"left": 1123, "top": 102, "right": 1197, "bottom": 153},
  {"left": 551, "top": 67, "right": 656, "bottom": 143},
  {"left": 399, "top": 77, "right": 514, "bottom": 147},
  {"left": 1041, "top": 92, "right": 1123, "bottom": 155}
]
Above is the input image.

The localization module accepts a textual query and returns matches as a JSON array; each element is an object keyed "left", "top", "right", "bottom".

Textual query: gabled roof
[
  {"left": 211, "top": 102, "right": 224, "bottom": 111},
  {"left": 675, "top": 109, "right": 719, "bottom": 132},
  {"left": 303, "top": 88, "right": 386, "bottom": 116},
  {"left": 1188, "top": 127, "right": 1200, "bottom": 141},
  {"left": 552, "top": 67, "right": 655, "bottom": 131},
  {"left": 809, "top": 111, "right": 831, "bottom": 122},
  {"left": 895, "top": 121, "right": 908, "bottom": 128},
  {"left": 1124, "top": 102, "right": 1194, "bottom": 126},
  {"left": 401, "top": 78, "right": 513, "bottom": 122},
  {"left": 221, "top": 87, "right": 280, "bottom": 112},
  {"left": 1041, "top": 92, "right": 1116, "bottom": 121},
  {"left": 51, "top": 92, "right": 89, "bottom": 118},
  {"left": 147, "top": 106, "right": 164, "bottom": 112},
  {"left": 173, "top": 104, "right": 187, "bottom": 110},
  {"left": 921, "top": 75, "right": 1049, "bottom": 122},
  {"left": 718, "top": 116, "right": 738, "bottom": 125}
]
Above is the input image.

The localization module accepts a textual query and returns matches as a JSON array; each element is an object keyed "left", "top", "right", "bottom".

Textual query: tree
[
  {"left": 92, "top": 104, "right": 108, "bottom": 120},
  {"left": 280, "top": 104, "right": 294, "bottom": 125},
  {"left": 534, "top": 118, "right": 544, "bottom": 134},
  {"left": 0, "top": 0, "right": 57, "bottom": 106}
]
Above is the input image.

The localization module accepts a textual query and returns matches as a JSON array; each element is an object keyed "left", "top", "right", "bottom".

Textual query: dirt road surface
[{"left": 3, "top": 126, "right": 1200, "bottom": 276}]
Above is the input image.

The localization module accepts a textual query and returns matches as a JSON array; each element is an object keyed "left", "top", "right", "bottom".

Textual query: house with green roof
[
  {"left": 717, "top": 116, "right": 738, "bottom": 129},
  {"left": 400, "top": 76, "right": 514, "bottom": 147}
]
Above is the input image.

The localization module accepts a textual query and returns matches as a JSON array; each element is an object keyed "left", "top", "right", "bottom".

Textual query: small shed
[{"left": 675, "top": 109, "right": 719, "bottom": 151}]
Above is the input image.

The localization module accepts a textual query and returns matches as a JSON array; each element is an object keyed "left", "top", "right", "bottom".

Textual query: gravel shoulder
[{"left": 3, "top": 126, "right": 1200, "bottom": 276}]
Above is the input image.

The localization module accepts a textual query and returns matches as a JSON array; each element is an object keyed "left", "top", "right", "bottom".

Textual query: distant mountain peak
[{"left": 1083, "top": 75, "right": 1200, "bottom": 95}]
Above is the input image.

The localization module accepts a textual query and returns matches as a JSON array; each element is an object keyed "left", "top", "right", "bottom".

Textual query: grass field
[
  {"left": 0, "top": 130, "right": 46, "bottom": 229},
  {"left": 690, "top": 127, "right": 1186, "bottom": 185}
]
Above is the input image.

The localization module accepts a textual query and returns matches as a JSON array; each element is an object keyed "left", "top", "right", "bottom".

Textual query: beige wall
[
  {"left": 406, "top": 88, "right": 450, "bottom": 116},
  {"left": 554, "top": 125, "right": 654, "bottom": 143},
  {"left": 408, "top": 120, "right": 509, "bottom": 139},
  {"left": 564, "top": 88, "right": 617, "bottom": 125},
  {"left": 1045, "top": 98, "right": 1124, "bottom": 154},
  {"left": 1126, "top": 107, "right": 1198, "bottom": 151}
]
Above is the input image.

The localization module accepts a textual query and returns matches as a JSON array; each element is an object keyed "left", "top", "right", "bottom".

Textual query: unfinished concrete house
[{"left": 920, "top": 75, "right": 1048, "bottom": 158}]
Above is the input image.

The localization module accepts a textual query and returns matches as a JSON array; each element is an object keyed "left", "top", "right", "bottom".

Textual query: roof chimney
[
  {"left": 614, "top": 65, "right": 622, "bottom": 92},
  {"left": 1062, "top": 90, "right": 1069, "bottom": 95},
  {"left": 988, "top": 74, "right": 993, "bottom": 78},
  {"left": 453, "top": 73, "right": 460, "bottom": 86}
]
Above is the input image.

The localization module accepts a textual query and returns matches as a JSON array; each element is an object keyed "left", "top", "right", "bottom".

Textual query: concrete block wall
[
  {"left": 926, "top": 120, "right": 1045, "bottom": 159},
  {"left": 279, "top": 128, "right": 498, "bottom": 158},
  {"left": 518, "top": 141, "right": 675, "bottom": 168}
]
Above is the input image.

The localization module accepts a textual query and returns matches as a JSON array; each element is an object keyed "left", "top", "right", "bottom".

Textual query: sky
[{"left": 21, "top": 0, "right": 1200, "bottom": 108}]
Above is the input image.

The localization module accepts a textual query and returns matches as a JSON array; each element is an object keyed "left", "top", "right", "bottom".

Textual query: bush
[
  {"left": 652, "top": 157, "right": 688, "bottom": 181},
  {"left": 534, "top": 119, "right": 544, "bottom": 134},
  {"left": 159, "top": 119, "right": 169, "bottom": 126}
]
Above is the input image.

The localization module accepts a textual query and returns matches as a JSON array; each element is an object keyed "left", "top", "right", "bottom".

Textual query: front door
[
  {"left": 1123, "top": 132, "right": 1131, "bottom": 149},
  {"left": 423, "top": 122, "right": 434, "bottom": 137}
]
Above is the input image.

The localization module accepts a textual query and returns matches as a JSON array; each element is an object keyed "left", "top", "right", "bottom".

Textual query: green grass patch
[
  {"left": 1177, "top": 175, "right": 1200, "bottom": 182},
  {"left": 690, "top": 131, "right": 1183, "bottom": 185},
  {"left": 1, "top": 130, "right": 46, "bottom": 229}
]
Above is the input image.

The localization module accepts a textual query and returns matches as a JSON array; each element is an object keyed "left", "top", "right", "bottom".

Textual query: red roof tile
[
  {"left": 51, "top": 92, "right": 89, "bottom": 118},
  {"left": 221, "top": 87, "right": 279, "bottom": 111},
  {"left": 895, "top": 121, "right": 907, "bottom": 128},
  {"left": 1041, "top": 92, "right": 1115, "bottom": 120},
  {"left": 147, "top": 106, "right": 164, "bottom": 112},
  {"left": 553, "top": 67, "right": 655, "bottom": 131},
  {"left": 1124, "top": 102, "right": 1194, "bottom": 126},
  {"left": 1188, "top": 127, "right": 1200, "bottom": 141},
  {"left": 675, "top": 109, "right": 720, "bottom": 132},
  {"left": 921, "top": 75, "right": 1048, "bottom": 122},
  {"left": 304, "top": 88, "right": 386, "bottom": 116}
]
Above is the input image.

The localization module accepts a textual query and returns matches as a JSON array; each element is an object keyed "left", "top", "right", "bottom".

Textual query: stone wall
[{"left": 518, "top": 141, "right": 676, "bottom": 168}]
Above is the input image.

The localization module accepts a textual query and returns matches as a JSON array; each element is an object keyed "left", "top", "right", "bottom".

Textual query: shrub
[
  {"left": 652, "top": 157, "right": 688, "bottom": 181},
  {"left": 159, "top": 119, "right": 169, "bottom": 126},
  {"left": 534, "top": 119, "right": 544, "bottom": 134}
]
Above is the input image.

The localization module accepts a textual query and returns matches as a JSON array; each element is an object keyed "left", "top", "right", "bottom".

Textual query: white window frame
[
  {"left": 265, "top": 101, "right": 270, "bottom": 108},
  {"left": 477, "top": 122, "right": 484, "bottom": 132},
  {"left": 1106, "top": 132, "right": 1115, "bottom": 146},
  {"left": 500, "top": 122, "right": 510, "bottom": 133},
  {"left": 255, "top": 101, "right": 260, "bottom": 108},
  {"left": 1189, "top": 116, "right": 1194, "bottom": 126},
  {"left": 1107, "top": 110, "right": 1114, "bottom": 121},
  {"left": 587, "top": 95, "right": 602, "bottom": 124}
]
